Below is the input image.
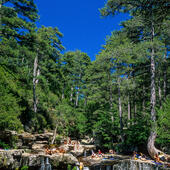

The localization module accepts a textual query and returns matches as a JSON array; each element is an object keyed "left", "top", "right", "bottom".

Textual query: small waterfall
[
  {"left": 40, "top": 157, "right": 45, "bottom": 170},
  {"left": 106, "top": 165, "right": 112, "bottom": 170},
  {"left": 91, "top": 149, "right": 94, "bottom": 155},
  {"left": 40, "top": 157, "right": 52, "bottom": 170},
  {"left": 45, "top": 157, "right": 52, "bottom": 170},
  {"left": 84, "top": 150, "right": 87, "bottom": 157}
]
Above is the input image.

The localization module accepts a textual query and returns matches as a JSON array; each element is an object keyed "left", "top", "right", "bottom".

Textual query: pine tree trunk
[
  {"left": 51, "top": 124, "right": 57, "bottom": 144},
  {"left": 118, "top": 78, "right": 123, "bottom": 142},
  {"left": 134, "top": 92, "right": 137, "bottom": 119},
  {"left": 70, "top": 86, "right": 73, "bottom": 102},
  {"left": 62, "top": 84, "right": 65, "bottom": 100},
  {"left": 150, "top": 24, "right": 156, "bottom": 122},
  {"left": 147, "top": 22, "right": 157, "bottom": 158},
  {"left": 33, "top": 56, "right": 38, "bottom": 113},
  {"left": 62, "top": 92, "right": 64, "bottom": 100},
  {"left": 75, "top": 87, "right": 79, "bottom": 106},
  {"left": 147, "top": 131, "right": 160, "bottom": 158},
  {"left": 110, "top": 83, "right": 114, "bottom": 122},
  {"left": 158, "top": 71, "right": 162, "bottom": 108},
  {"left": 163, "top": 54, "right": 167, "bottom": 100},
  {"left": 128, "top": 94, "right": 131, "bottom": 121}
]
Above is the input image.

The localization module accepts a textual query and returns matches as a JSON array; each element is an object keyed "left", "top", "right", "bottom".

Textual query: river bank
[{"left": 0, "top": 130, "right": 169, "bottom": 169}]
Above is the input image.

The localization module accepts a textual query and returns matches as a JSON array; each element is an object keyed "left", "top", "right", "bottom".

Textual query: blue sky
[{"left": 35, "top": 0, "right": 129, "bottom": 61}]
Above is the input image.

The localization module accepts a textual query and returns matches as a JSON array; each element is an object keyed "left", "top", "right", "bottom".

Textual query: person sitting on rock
[
  {"left": 91, "top": 153, "right": 97, "bottom": 158},
  {"left": 140, "top": 152, "right": 146, "bottom": 161},
  {"left": 132, "top": 151, "right": 139, "bottom": 160},
  {"left": 98, "top": 149, "right": 103, "bottom": 157},
  {"left": 59, "top": 147, "right": 65, "bottom": 154},
  {"left": 158, "top": 152, "right": 166, "bottom": 162},
  {"left": 154, "top": 153, "right": 160, "bottom": 162},
  {"left": 51, "top": 147, "right": 59, "bottom": 154},
  {"left": 45, "top": 148, "right": 52, "bottom": 155},
  {"left": 79, "top": 162, "right": 84, "bottom": 170},
  {"left": 109, "top": 149, "right": 115, "bottom": 154}
]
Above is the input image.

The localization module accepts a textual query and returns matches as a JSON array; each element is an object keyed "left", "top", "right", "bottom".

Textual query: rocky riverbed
[{"left": 0, "top": 130, "right": 169, "bottom": 170}]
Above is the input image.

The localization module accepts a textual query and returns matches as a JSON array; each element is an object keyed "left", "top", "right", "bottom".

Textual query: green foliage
[
  {"left": 72, "top": 166, "right": 77, "bottom": 170},
  {"left": 0, "top": 66, "right": 23, "bottom": 131},
  {"left": 55, "top": 135, "right": 62, "bottom": 145},
  {"left": 124, "top": 115, "right": 151, "bottom": 146},
  {"left": 67, "top": 164, "right": 72, "bottom": 170},
  {"left": 156, "top": 98, "right": 170, "bottom": 146},
  {"left": 0, "top": 140, "right": 10, "bottom": 149},
  {"left": 21, "top": 165, "right": 29, "bottom": 170}
]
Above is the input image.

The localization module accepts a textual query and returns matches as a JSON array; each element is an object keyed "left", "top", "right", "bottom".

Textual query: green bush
[
  {"left": 0, "top": 140, "right": 10, "bottom": 149},
  {"left": 21, "top": 165, "right": 29, "bottom": 170},
  {"left": 156, "top": 98, "right": 170, "bottom": 147},
  {"left": 67, "top": 164, "right": 72, "bottom": 170}
]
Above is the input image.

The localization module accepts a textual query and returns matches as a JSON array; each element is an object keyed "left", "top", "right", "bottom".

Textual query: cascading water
[
  {"left": 84, "top": 150, "right": 87, "bottom": 157},
  {"left": 45, "top": 157, "right": 52, "bottom": 170},
  {"left": 40, "top": 157, "right": 45, "bottom": 170},
  {"left": 40, "top": 157, "right": 52, "bottom": 170},
  {"left": 91, "top": 149, "right": 94, "bottom": 155}
]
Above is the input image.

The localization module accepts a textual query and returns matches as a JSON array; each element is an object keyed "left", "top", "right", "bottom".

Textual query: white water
[{"left": 40, "top": 157, "right": 52, "bottom": 170}]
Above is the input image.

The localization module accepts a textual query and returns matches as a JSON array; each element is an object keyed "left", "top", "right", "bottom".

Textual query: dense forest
[{"left": 0, "top": 0, "right": 169, "bottom": 156}]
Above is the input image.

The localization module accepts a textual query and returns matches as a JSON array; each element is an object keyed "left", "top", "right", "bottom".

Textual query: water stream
[{"left": 40, "top": 157, "right": 52, "bottom": 170}]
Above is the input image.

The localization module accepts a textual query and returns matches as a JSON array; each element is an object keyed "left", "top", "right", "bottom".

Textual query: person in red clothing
[{"left": 98, "top": 149, "right": 102, "bottom": 154}]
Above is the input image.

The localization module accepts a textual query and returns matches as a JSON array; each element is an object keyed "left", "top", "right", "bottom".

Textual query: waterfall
[
  {"left": 106, "top": 165, "right": 112, "bottom": 170},
  {"left": 45, "top": 157, "right": 52, "bottom": 170},
  {"left": 84, "top": 150, "right": 87, "bottom": 157},
  {"left": 91, "top": 149, "right": 94, "bottom": 155},
  {"left": 40, "top": 157, "right": 45, "bottom": 170},
  {"left": 40, "top": 157, "right": 52, "bottom": 170}
]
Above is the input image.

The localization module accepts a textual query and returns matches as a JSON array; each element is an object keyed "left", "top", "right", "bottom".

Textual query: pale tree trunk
[
  {"left": 158, "top": 71, "right": 162, "bottom": 109},
  {"left": 70, "top": 86, "right": 73, "bottom": 102},
  {"left": 163, "top": 54, "right": 167, "bottom": 100},
  {"left": 134, "top": 92, "right": 137, "bottom": 119},
  {"left": 128, "top": 94, "right": 131, "bottom": 121},
  {"left": 150, "top": 23, "right": 156, "bottom": 122},
  {"left": 118, "top": 78, "right": 124, "bottom": 142},
  {"left": 62, "top": 92, "right": 64, "bottom": 100},
  {"left": 147, "top": 22, "right": 157, "bottom": 158},
  {"left": 51, "top": 124, "right": 57, "bottom": 144},
  {"left": 33, "top": 56, "right": 39, "bottom": 113},
  {"left": 147, "top": 131, "right": 161, "bottom": 158},
  {"left": 75, "top": 87, "right": 79, "bottom": 107},
  {"left": 62, "top": 84, "right": 65, "bottom": 100},
  {"left": 110, "top": 83, "right": 114, "bottom": 122}
]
